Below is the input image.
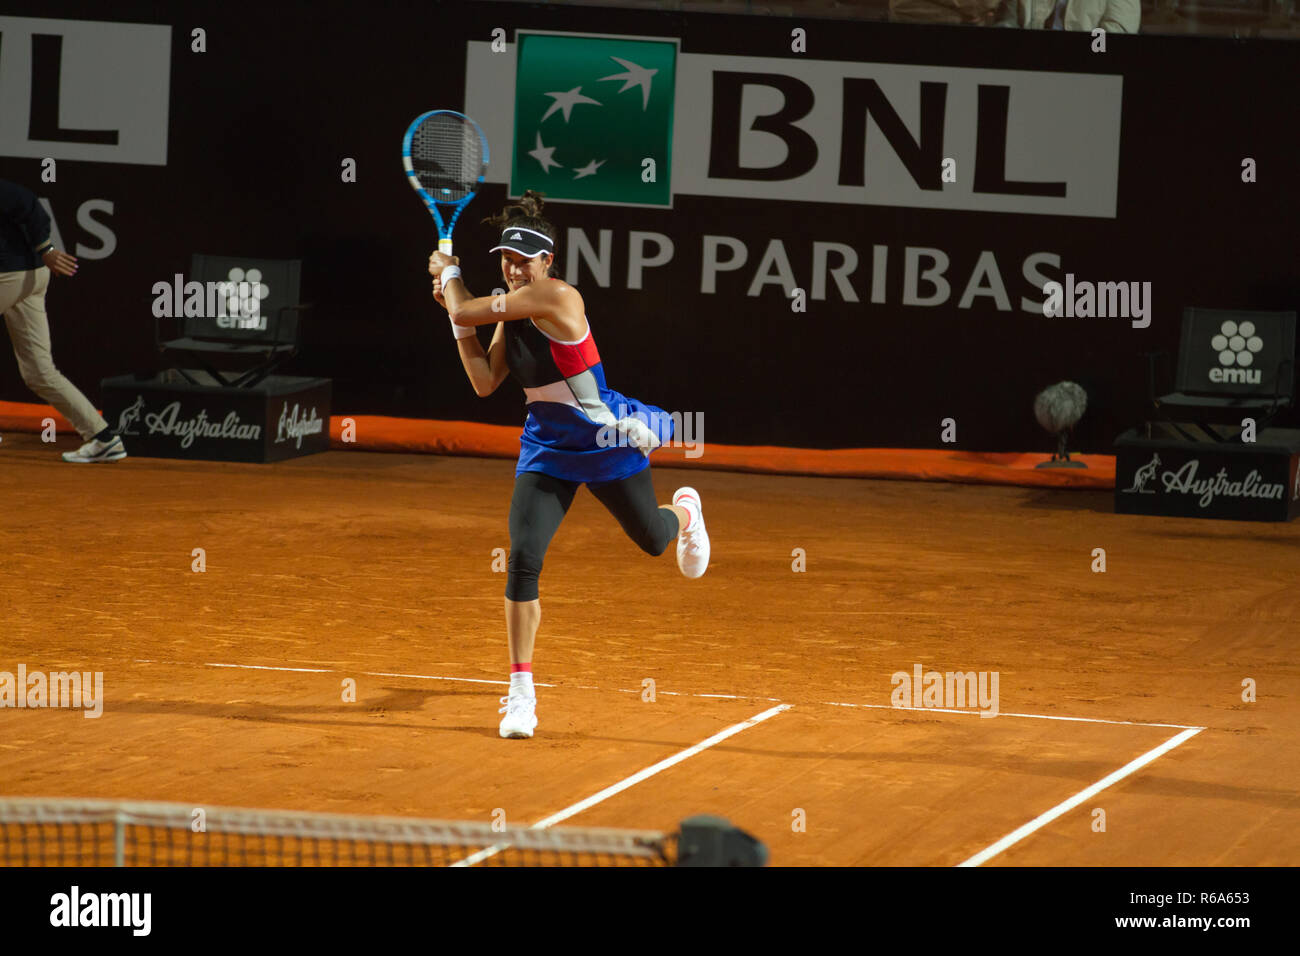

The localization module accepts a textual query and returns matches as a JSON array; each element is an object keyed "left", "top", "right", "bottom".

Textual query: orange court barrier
[{"left": 0, "top": 400, "right": 1115, "bottom": 489}]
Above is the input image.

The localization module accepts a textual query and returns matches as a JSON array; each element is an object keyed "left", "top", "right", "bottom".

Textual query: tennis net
[{"left": 0, "top": 797, "right": 676, "bottom": 867}]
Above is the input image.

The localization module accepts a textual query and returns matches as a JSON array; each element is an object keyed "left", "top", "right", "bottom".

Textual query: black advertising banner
[
  {"left": 0, "top": 1, "right": 1296, "bottom": 452},
  {"left": 1115, "top": 426, "right": 1300, "bottom": 522},
  {"left": 99, "top": 374, "right": 331, "bottom": 463}
]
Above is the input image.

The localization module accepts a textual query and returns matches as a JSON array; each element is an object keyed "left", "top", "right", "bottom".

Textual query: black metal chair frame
[
  {"left": 1143, "top": 310, "right": 1296, "bottom": 443},
  {"left": 155, "top": 259, "right": 311, "bottom": 389}
]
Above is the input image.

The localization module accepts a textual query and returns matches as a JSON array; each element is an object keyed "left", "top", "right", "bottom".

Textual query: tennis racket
[{"left": 402, "top": 109, "right": 490, "bottom": 255}]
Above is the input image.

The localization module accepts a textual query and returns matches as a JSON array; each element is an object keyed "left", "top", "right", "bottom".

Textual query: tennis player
[{"left": 428, "top": 191, "right": 709, "bottom": 740}]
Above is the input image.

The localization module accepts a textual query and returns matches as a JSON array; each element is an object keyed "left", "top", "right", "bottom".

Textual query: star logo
[
  {"left": 510, "top": 232, "right": 523, "bottom": 239},
  {"left": 511, "top": 34, "right": 676, "bottom": 207},
  {"left": 527, "top": 131, "right": 562, "bottom": 173},
  {"left": 597, "top": 57, "right": 657, "bottom": 110},
  {"left": 540, "top": 86, "right": 602, "bottom": 124}
]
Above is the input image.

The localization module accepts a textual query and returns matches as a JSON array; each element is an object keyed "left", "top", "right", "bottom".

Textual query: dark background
[{"left": 1, "top": 0, "right": 1296, "bottom": 452}]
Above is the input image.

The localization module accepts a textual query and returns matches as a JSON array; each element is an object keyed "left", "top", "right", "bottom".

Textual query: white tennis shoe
[
  {"left": 673, "top": 486, "right": 710, "bottom": 579},
  {"left": 62, "top": 435, "right": 127, "bottom": 463},
  {"left": 498, "top": 693, "right": 538, "bottom": 739}
]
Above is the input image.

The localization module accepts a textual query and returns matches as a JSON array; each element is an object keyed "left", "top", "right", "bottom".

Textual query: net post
[{"left": 674, "top": 815, "right": 768, "bottom": 867}]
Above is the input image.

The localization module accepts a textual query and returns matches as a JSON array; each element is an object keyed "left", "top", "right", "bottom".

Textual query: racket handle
[{"left": 438, "top": 238, "right": 454, "bottom": 255}]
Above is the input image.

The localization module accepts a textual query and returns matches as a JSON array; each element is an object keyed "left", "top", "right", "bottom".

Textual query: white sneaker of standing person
[
  {"left": 672, "top": 486, "right": 710, "bottom": 579},
  {"left": 498, "top": 692, "right": 538, "bottom": 739},
  {"left": 62, "top": 434, "right": 127, "bottom": 463}
]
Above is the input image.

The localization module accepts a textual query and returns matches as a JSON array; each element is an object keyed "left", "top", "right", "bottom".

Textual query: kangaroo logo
[
  {"left": 1124, "top": 453, "right": 1161, "bottom": 494},
  {"left": 117, "top": 395, "right": 146, "bottom": 436}
]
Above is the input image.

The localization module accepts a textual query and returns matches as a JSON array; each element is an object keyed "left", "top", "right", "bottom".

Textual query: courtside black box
[
  {"left": 1115, "top": 425, "right": 1300, "bottom": 522},
  {"left": 100, "top": 372, "right": 332, "bottom": 463}
]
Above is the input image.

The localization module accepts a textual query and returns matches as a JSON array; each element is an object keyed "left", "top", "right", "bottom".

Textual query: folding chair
[
  {"left": 1144, "top": 307, "right": 1296, "bottom": 442},
  {"left": 156, "top": 254, "right": 310, "bottom": 388}
]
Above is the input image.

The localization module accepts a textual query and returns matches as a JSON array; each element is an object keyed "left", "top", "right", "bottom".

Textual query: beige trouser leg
[{"left": 0, "top": 267, "right": 108, "bottom": 440}]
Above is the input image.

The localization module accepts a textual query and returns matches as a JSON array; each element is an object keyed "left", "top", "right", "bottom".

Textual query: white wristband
[
  {"left": 438, "top": 265, "right": 472, "bottom": 338},
  {"left": 450, "top": 315, "right": 476, "bottom": 340}
]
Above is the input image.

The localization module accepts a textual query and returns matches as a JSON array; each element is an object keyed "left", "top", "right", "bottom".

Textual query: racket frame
[{"left": 402, "top": 108, "right": 489, "bottom": 256}]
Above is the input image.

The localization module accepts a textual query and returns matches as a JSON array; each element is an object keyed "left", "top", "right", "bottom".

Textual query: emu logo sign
[
  {"left": 1123, "top": 453, "right": 1161, "bottom": 494},
  {"left": 1208, "top": 319, "right": 1264, "bottom": 385}
]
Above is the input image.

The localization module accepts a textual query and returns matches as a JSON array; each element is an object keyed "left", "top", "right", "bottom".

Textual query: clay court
[{"left": 0, "top": 429, "right": 1297, "bottom": 866}]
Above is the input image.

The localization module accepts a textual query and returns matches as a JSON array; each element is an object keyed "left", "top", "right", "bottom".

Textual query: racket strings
[{"left": 412, "top": 115, "right": 483, "bottom": 201}]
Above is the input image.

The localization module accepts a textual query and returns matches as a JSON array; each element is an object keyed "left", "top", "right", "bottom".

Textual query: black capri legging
[{"left": 506, "top": 467, "right": 680, "bottom": 602}]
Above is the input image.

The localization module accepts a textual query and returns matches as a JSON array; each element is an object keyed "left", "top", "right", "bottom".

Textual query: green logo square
[{"left": 511, "top": 33, "right": 676, "bottom": 207}]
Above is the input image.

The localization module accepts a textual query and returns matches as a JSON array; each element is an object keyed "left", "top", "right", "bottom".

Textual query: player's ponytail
[{"left": 483, "top": 190, "right": 558, "bottom": 277}]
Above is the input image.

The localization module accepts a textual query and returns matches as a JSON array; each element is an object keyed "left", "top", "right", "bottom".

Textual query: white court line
[
  {"left": 665, "top": 691, "right": 785, "bottom": 702},
  {"left": 821, "top": 700, "right": 1204, "bottom": 731},
  {"left": 956, "top": 726, "right": 1205, "bottom": 868},
  {"left": 187, "top": 661, "right": 766, "bottom": 701},
  {"left": 205, "top": 662, "right": 333, "bottom": 674},
  {"left": 135, "top": 656, "right": 1217, "bottom": 865},
  {"left": 145, "top": 660, "right": 1203, "bottom": 730},
  {"left": 450, "top": 703, "right": 793, "bottom": 867},
  {"left": 363, "top": 670, "right": 556, "bottom": 689}
]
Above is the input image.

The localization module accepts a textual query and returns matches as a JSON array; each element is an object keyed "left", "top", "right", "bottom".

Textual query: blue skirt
[{"left": 516, "top": 389, "right": 676, "bottom": 484}]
